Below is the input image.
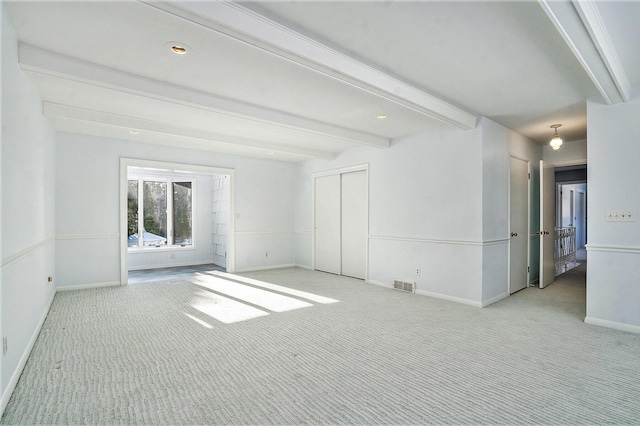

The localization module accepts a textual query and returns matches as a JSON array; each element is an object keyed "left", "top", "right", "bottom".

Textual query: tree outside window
[{"left": 127, "top": 176, "right": 193, "bottom": 248}]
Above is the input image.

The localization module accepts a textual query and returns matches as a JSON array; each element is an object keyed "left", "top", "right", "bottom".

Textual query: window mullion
[
  {"left": 167, "top": 180, "right": 173, "bottom": 246},
  {"left": 137, "top": 179, "right": 144, "bottom": 247}
]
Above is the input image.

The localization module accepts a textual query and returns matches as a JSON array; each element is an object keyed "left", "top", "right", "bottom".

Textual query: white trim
[
  {"left": 294, "top": 264, "right": 313, "bottom": 271},
  {"left": 369, "top": 234, "right": 509, "bottom": 247},
  {"left": 56, "top": 281, "right": 121, "bottom": 291},
  {"left": 481, "top": 292, "right": 509, "bottom": 308},
  {"left": 235, "top": 230, "right": 295, "bottom": 235},
  {"left": 368, "top": 279, "right": 483, "bottom": 308},
  {"left": 573, "top": 1, "right": 631, "bottom": 102},
  {"left": 312, "top": 163, "right": 370, "bottom": 179},
  {"left": 537, "top": 0, "right": 625, "bottom": 105},
  {"left": 415, "top": 289, "right": 482, "bottom": 308},
  {"left": 56, "top": 234, "right": 119, "bottom": 240},
  {"left": 586, "top": 244, "right": 640, "bottom": 254},
  {"left": 1, "top": 236, "right": 55, "bottom": 269},
  {"left": 584, "top": 317, "right": 640, "bottom": 335},
  {"left": 1, "top": 289, "right": 56, "bottom": 417},
  {"left": 127, "top": 260, "right": 223, "bottom": 271},
  {"left": 234, "top": 263, "right": 296, "bottom": 273},
  {"left": 367, "top": 279, "right": 393, "bottom": 289}
]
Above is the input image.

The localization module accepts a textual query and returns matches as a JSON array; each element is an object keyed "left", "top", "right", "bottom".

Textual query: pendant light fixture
[{"left": 549, "top": 124, "right": 563, "bottom": 150}]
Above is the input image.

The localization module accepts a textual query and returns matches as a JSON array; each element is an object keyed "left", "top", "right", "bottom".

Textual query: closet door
[
  {"left": 314, "top": 174, "right": 341, "bottom": 274},
  {"left": 341, "top": 170, "right": 367, "bottom": 279}
]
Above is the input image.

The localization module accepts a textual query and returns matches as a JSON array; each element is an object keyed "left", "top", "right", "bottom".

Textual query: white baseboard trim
[
  {"left": 367, "top": 279, "right": 393, "bottom": 289},
  {"left": 1, "top": 288, "right": 56, "bottom": 418},
  {"left": 234, "top": 263, "right": 296, "bottom": 273},
  {"left": 57, "top": 281, "right": 121, "bottom": 291},
  {"left": 368, "top": 279, "right": 482, "bottom": 307},
  {"left": 415, "top": 289, "right": 482, "bottom": 307},
  {"left": 481, "top": 292, "right": 509, "bottom": 307},
  {"left": 584, "top": 317, "right": 640, "bottom": 335},
  {"left": 294, "top": 264, "right": 313, "bottom": 270},
  {"left": 128, "top": 260, "right": 223, "bottom": 271}
]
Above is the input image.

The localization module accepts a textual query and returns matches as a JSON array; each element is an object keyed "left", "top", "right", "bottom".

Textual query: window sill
[{"left": 128, "top": 245, "right": 196, "bottom": 253}]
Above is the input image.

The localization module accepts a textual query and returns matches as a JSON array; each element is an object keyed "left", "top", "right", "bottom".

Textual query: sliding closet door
[
  {"left": 341, "top": 170, "right": 367, "bottom": 279},
  {"left": 314, "top": 174, "right": 341, "bottom": 274}
]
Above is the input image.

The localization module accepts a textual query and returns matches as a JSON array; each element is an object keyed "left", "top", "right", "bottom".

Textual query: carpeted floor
[{"left": 3, "top": 263, "right": 640, "bottom": 424}]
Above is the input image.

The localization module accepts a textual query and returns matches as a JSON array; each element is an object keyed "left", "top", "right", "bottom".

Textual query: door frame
[
  {"left": 312, "top": 163, "right": 369, "bottom": 280},
  {"left": 508, "top": 155, "right": 531, "bottom": 294}
]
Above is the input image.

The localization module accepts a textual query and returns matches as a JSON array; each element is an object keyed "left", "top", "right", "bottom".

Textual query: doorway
[{"left": 314, "top": 165, "right": 368, "bottom": 280}]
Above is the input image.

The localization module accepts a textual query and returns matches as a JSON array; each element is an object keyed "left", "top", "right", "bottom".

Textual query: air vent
[{"left": 393, "top": 280, "right": 415, "bottom": 293}]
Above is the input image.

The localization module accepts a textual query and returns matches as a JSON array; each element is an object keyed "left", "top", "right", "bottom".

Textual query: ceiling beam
[
  {"left": 572, "top": 0, "right": 631, "bottom": 103},
  {"left": 143, "top": 0, "right": 477, "bottom": 130},
  {"left": 538, "top": 0, "right": 628, "bottom": 105},
  {"left": 43, "top": 102, "right": 337, "bottom": 161},
  {"left": 19, "top": 44, "right": 389, "bottom": 149}
]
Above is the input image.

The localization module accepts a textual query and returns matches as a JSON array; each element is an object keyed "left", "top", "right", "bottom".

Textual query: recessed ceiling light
[
  {"left": 267, "top": 152, "right": 275, "bottom": 155},
  {"left": 377, "top": 114, "right": 388, "bottom": 119},
  {"left": 129, "top": 130, "right": 139, "bottom": 135},
  {"left": 165, "top": 41, "right": 191, "bottom": 55}
]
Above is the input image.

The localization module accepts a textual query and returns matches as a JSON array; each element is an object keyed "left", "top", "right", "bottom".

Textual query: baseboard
[
  {"left": 294, "top": 264, "right": 313, "bottom": 271},
  {"left": 56, "top": 281, "right": 121, "bottom": 291},
  {"left": 1, "top": 288, "right": 56, "bottom": 418},
  {"left": 368, "top": 279, "right": 481, "bottom": 307},
  {"left": 367, "top": 279, "right": 393, "bottom": 289},
  {"left": 234, "top": 263, "right": 296, "bottom": 273},
  {"left": 481, "top": 292, "right": 509, "bottom": 307},
  {"left": 584, "top": 317, "right": 640, "bottom": 335},
  {"left": 415, "top": 289, "right": 482, "bottom": 307},
  {"left": 128, "top": 260, "right": 223, "bottom": 271}
]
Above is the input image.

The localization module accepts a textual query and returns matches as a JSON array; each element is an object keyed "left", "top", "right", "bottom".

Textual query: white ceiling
[{"left": 4, "top": 0, "right": 639, "bottom": 162}]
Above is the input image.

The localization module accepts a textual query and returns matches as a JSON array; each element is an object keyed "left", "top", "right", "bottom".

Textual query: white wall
[
  {"left": 585, "top": 87, "right": 640, "bottom": 332},
  {"left": 1, "top": 5, "right": 57, "bottom": 414},
  {"left": 55, "top": 132, "right": 296, "bottom": 288},
  {"left": 543, "top": 139, "right": 587, "bottom": 166},
  {"left": 212, "top": 175, "right": 230, "bottom": 268},
  {"left": 295, "top": 120, "right": 516, "bottom": 306},
  {"left": 127, "top": 172, "right": 216, "bottom": 270},
  {"left": 481, "top": 118, "right": 513, "bottom": 301}
]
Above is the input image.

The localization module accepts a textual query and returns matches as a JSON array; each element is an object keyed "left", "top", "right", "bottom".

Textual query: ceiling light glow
[
  {"left": 165, "top": 41, "right": 191, "bottom": 56},
  {"left": 549, "top": 124, "right": 563, "bottom": 150},
  {"left": 377, "top": 114, "right": 388, "bottom": 119}
]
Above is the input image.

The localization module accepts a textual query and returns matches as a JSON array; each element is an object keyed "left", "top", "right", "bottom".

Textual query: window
[{"left": 128, "top": 175, "right": 193, "bottom": 249}]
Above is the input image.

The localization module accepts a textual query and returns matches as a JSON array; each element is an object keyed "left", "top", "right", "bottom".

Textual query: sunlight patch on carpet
[
  {"left": 193, "top": 275, "right": 313, "bottom": 313},
  {"left": 211, "top": 271, "right": 339, "bottom": 304},
  {"left": 191, "top": 289, "right": 269, "bottom": 324}
]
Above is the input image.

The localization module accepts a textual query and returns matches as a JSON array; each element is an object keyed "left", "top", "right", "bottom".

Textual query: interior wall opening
[
  {"left": 554, "top": 164, "right": 587, "bottom": 276},
  {"left": 120, "top": 159, "right": 234, "bottom": 285}
]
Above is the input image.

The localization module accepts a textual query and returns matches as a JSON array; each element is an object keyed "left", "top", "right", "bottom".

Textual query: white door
[
  {"left": 315, "top": 174, "right": 341, "bottom": 274},
  {"left": 509, "top": 157, "right": 529, "bottom": 294},
  {"left": 539, "top": 160, "right": 555, "bottom": 288},
  {"left": 341, "top": 170, "right": 367, "bottom": 279}
]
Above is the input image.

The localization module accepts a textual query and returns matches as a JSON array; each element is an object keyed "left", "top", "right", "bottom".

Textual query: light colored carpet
[{"left": 3, "top": 264, "right": 640, "bottom": 424}]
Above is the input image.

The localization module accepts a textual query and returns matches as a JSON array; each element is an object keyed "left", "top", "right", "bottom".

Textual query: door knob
[{"left": 511, "top": 232, "right": 518, "bottom": 237}]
